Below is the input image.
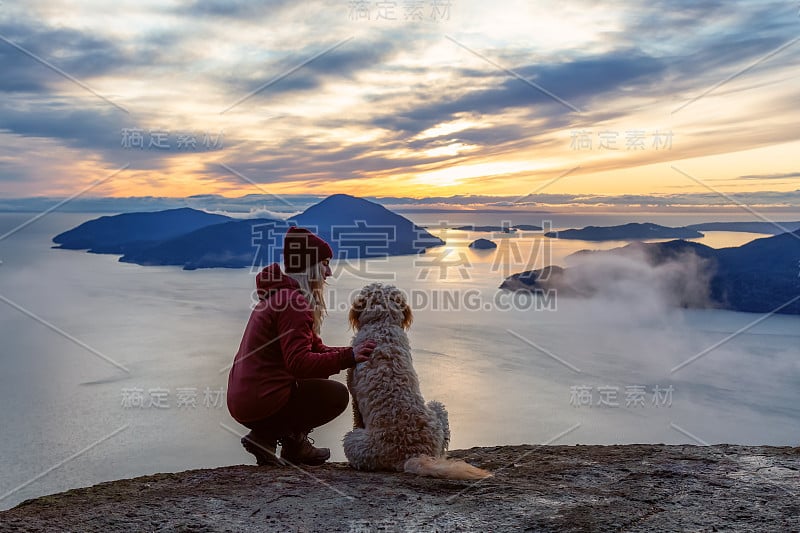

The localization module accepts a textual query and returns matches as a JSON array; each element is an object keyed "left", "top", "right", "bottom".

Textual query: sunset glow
[{"left": 0, "top": 0, "right": 798, "bottom": 209}]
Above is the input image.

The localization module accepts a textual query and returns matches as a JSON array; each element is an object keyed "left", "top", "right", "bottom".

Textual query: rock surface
[{"left": 2, "top": 445, "right": 798, "bottom": 532}]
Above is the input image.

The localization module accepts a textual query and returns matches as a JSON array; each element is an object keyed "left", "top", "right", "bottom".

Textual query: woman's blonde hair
[{"left": 286, "top": 260, "right": 328, "bottom": 334}]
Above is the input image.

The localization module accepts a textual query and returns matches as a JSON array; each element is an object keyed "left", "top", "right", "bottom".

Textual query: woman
[{"left": 227, "top": 226, "right": 376, "bottom": 466}]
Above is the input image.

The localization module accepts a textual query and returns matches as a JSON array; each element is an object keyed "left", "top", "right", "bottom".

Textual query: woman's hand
[{"left": 354, "top": 340, "right": 377, "bottom": 363}]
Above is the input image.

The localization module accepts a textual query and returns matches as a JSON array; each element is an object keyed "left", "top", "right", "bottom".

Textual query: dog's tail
[{"left": 403, "top": 455, "right": 492, "bottom": 480}]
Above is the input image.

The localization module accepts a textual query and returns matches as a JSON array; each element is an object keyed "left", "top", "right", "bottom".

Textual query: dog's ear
[
  {"left": 349, "top": 293, "right": 367, "bottom": 330},
  {"left": 348, "top": 307, "right": 363, "bottom": 331},
  {"left": 387, "top": 288, "right": 413, "bottom": 330},
  {"left": 402, "top": 304, "right": 413, "bottom": 330}
]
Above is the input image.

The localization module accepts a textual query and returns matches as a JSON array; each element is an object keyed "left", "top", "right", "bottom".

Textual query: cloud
[
  {"left": 0, "top": 194, "right": 320, "bottom": 214},
  {"left": 738, "top": 172, "right": 800, "bottom": 180},
  {"left": 373, "top": 190, "right": 800, "bottom": 207},
  {"left": 2, "top": 191, "right": 799, "bottom": 213},
  {"left": 1, "top": 0, "right": 800, "bottom": 197},
  {"left": 220, "top": 37, "right": 401, "bottom": 104},
  {"left": 0, "top": 102, "right": 126, "bottom": 149},
  {"left": 180, "top": 0, "right": 297, "bottom": 18},
  {"left": 369, "top": 29, "right": 796, "bottom": 141},
  {"left": 558, "top": 246, "right": 716, "bottom": 312},
  {"left": 0, "top": 18, "right": 176, "bottom": 95},
  {"left": 204, "top": 207, "right": 299, "bottom": 220}
]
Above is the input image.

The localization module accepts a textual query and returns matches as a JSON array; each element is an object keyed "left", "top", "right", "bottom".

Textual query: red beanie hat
[{"left": 283, "top": 227, "right": 333, "bottom": 273}]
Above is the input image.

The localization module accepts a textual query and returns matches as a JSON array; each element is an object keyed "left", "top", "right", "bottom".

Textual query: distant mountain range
[
  {"left": 53, "top": 194, "right": 444, "bottom": 270},
  {"left": 685, "top": 221, "right": 800, "bottom": 234},
  {"left": 545, "top": 222, "right": 703, "bottom": 241},
  {"left": 545, "top": 221, "right": 800, "bottom": 241},
  {"left": 501, "top": 231, "right": 800, "bottom": 314}
]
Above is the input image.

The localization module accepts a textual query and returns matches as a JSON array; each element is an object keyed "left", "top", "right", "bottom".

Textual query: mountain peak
[
  {"left": 325, "top": 193, "right": 359, "bottom": 201},
  {"left": 293, "top": 195, "right": 395, "bottom": 225},
  {"left": 308, "top": 194, "right": 372, "bottom": 208}
]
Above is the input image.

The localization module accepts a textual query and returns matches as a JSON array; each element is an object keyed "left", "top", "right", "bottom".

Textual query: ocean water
[{"left": 0, "top": 211, "right": 798, "bottom": 510}]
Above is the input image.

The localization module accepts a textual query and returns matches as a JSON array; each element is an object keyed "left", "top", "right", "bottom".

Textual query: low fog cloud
[
  {"left": 205, "top": 207, "right": 299, "bottom": 220},
  {"left": 560, "top": 246, "right": 716, "bottom": 313}
]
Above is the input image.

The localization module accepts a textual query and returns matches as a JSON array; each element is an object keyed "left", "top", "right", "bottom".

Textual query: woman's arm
[
  {"left": 277, "top": 293, "right": 355, "bottom": 378},
  {"left": 311, "top": 331, "right": 347, "bottom": 355}
]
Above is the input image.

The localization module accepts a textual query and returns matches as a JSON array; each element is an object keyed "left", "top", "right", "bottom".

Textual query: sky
[{"left": 0, "top": 0, "right": 799, "bottom": 210}]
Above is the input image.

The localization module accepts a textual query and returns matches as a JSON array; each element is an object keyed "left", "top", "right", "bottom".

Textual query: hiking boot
[
  {"left": 241, "top": 431, "right": 284, "bottom": 466},
  {"left": 280, "top": 431, "right": 330, "bottom": 466}
]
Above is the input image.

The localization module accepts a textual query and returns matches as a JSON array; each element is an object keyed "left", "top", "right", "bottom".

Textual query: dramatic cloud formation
[{"left": 0, "top": 0, "right": 798, "bottom": 205}]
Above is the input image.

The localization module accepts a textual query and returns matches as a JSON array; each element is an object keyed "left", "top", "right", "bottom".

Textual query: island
[
  {"left": 53, "top": 195, "right": 445, "bottom": 270},
  {"left": 500, "top": 265, "right": 569, "bottom": 293},
  {"left": 52, "top": 207, "right": 232, "bottom": 254},
  {"left": 453, "top": 224, "right": 543, "bottom": 232},
  {"left": 545, "top": 223, "right": 703, "bottom": 241},
  {"left": 502, "top": 231, "right": 800, "bottom": 314},
  {"left": 514, "top": 224, "right": 545, "bottom": 231},
  {"left": 0, "top": 445, "right": 796, "bottom": 531},
  {"left": 119, "top": 217, "right": 284, "bottom": 270},
  {"left": 468, "top": 238, "right": 498, "bottom": 250}
]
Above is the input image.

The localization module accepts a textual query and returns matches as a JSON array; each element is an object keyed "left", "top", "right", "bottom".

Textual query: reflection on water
[{"left": 1, "top": 213, "right": 798, "bottom": 510}]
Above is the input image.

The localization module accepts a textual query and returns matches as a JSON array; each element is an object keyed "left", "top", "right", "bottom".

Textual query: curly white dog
[{"left": 343, "top": 283, "right": 491, "bottom": 480}]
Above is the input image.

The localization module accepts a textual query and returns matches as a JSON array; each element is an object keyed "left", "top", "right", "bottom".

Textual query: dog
[{"left": 343, "top": 283, "right": 491, "bottom": 480}]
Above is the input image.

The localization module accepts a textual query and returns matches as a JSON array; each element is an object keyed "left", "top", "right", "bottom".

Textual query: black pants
[{"left": 243, "top": 379, "right": 349, "bottom": 441}]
